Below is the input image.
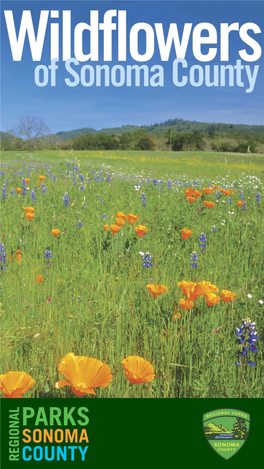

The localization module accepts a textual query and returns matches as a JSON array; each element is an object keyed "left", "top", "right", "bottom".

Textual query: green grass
[
  {"left": 2, "top": 149, "right": 264, "bottom": 179},
  {"left": 0, "top": 151, "right": 263, "bottom": 398}
]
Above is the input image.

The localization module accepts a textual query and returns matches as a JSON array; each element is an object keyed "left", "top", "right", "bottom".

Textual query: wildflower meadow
[{"left": 0, "top": 150, "right": 263, "bottom": 398}]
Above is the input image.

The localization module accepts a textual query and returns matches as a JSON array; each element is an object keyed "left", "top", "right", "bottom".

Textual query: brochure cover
[{"left": 1, "top": 0, "right": 263, "bottom": 467}]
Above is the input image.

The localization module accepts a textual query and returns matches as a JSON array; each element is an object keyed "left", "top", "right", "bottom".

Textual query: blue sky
[{"left": 1, "top": 1, "right": 264, "bottom": 134}]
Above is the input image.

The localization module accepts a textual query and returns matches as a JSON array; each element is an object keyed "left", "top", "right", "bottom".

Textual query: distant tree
[
  {"left": 134, "top": 136, "right": 155, "bottom": 150},
  {"left": 171, "top": 134, "right": 184, "bottom": 151},
  {"left": 94, "top": 133, "right": 119, "bottom": 150},
  {"left": 235, "top": 139, "right": 257, "bottom": 153},
  {"left": 59, "top": 139, "right": 74, "bottom": 150},
  {"left": 119, "top": 132, "right": 134, "bottom": 150},
  {"left": 10, "top": 115, "right": 52, "bottom": 150}
]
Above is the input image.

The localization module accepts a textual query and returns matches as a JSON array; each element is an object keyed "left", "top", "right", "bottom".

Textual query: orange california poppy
[
  {"left": 37, "top": 182, "right": 41, "bottom": 186},
  {"left": 185, "top": 188, "right": 195, "bottom": 197},
  {"left": 110, "top": 224, "right": 121, "bottom": 234},
  {"left": 17, "top": 250, "right": 22, "bottom": 263},
  {"left": 135, "top": 225, "right": 148, "bottom": 237},
  {"left": 115, "top": 218, "right": 126, "bottom": 226},
  {"left": 181, "top": 228, "right": 193, "bottom": 240},
  {"left": 104, "top": 225, "right": 110, "bottom": 231},
  {"left": 127, "top": 213, "right": 139, "bottom": 224},
  {"left": 202, "top": 188, "right": 214, "bottom": 194},
  {"left": 9, "top": 256, "right": 13, "bottom": 262},
  {"left": 36, "top": 275, "right": 44, "bottom": 284},
  {"left": 177, "top": 281, "right": 211, "bottom": 301},
  {"left": 26, "top": 213, "right": 35, "bottom": 221},
  {"left": 51, "top": 229, "right": 60, "bottom": 237},
  {"left": 0, "top": 371, "right": 35, "bottom": 398},
  {"left": 187, "top": 196, "right": 196, "bottom": 203},
  {"left": 25, "top": 178, "right": 30, "bottom": 184},
  {"left": 194, "top": 190, "right": 202, "bottom": 198},
  {"left": 237, "top": 201, "right": 245, "bottom": 207},
  {"left": 204, "top": 201, "right": 215, "bottom": 208},
  {"left": 55, "top": 353, "right": 112, "bottom": 396},
  {"left": 198, "top": 281, "right": 219, "bottom": 292},
  {"left": 116, "top": 212, "right": 127, "bottom": 221},
  {"left": 24, "top": 207, "right": 35, "bottom": 214},
  {"left": 221, "top": 188, "right": 234, "bottom": 194},
  {"left": 16, "top": 188, "right": 22, "bottom": 194},
  {"left": 38, "top": 175, "right": 45, "bottom": 181},
  {"left": 146, "top": 284, "right": 168, "bottom": 298},
  {"left": 179, "top": 299, "right": 195, "bottom": 311},
  {"left": 205, "top": 293, "right": 221, "bottom": 306},
  {"left": 221, "top": 290, "right": 236, "bottom": 303},
  {"left": 121, "top": 356, "right": 155, "bottom": 384}
]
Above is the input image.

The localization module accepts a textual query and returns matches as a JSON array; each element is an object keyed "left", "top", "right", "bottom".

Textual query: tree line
[{"left": 1, "top": 116, "right": 263, "bottom": 153}]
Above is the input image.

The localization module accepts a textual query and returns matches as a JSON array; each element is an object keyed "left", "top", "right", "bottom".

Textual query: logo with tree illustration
[{"left": 203, "top": 409, "right": 250, "bottom": 460}]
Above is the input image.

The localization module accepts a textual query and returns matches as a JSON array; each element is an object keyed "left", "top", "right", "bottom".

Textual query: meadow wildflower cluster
[{"left": 0, "top": 158, "right": 263, "bottom": 398}]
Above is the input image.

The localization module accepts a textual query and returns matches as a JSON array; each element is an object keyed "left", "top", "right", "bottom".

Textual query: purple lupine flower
[
  {"left": 142, "top": 252, "right": 153, "bottom": 268},
  {"left": 190, "top": 251, "right": 198, "bottom": 268},
  {"left": 199, "top": 233, "right": 207, "bottom": 253},
  {"left": 235, "top": 318, "right": 258, "bottom": 367},
  {"left": 2, "top": 185, "right": 6, "bottom": 200},
  {"left": 31, "top": 189, "right": 37, "bottom": 203},
  {"left": 242, "top": 202, "right": 247, "bottom": 211},
  {"left": 141, "top": 193, "right": 147, "bottom": 207},
  {"left": 44, "top": 250, "right": 53, "bottom": 265},
  {"left": 63, "top": 192, "right": 70, "bottom": 207},
  {"left": 21, "top": 178, "right": 26, "bottom": 196},
  {"left": 256, "top": 192, "right": 261, "bottom": 205},
  {"left": 0, "top": 243, "right": 7, "bottom": 270}
]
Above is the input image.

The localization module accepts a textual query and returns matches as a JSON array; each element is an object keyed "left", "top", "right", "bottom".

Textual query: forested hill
[
  {"left": 56, "top": 119, "right": 264, "bottom": 141},
  {"left": 2, "top": 119, "right": 264, "bottom": 144}
]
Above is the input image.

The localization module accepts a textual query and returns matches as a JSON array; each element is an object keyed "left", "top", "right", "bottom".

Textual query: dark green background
[{"left": 1, "top": 399, "right": 263, "bottom": 468}]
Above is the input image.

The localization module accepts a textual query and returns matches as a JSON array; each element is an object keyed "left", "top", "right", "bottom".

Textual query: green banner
[{"left": 1, "top": 399, "right": 263, "bottom": 468}]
